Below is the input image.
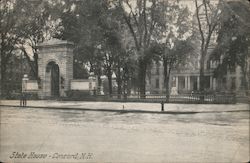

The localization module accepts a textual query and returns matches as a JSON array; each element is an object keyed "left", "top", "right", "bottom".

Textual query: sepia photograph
[{"left": 0, "top": 0, "right": 249, "bottom": 162}]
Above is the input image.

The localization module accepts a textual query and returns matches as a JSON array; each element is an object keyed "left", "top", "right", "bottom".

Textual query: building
[{"left": 145, "top": 0, "right": 250, "bottom": 95}]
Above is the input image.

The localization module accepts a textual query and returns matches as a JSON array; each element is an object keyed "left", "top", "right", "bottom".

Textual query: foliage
[
  {"left": 57, "top": 0, "right": 133, "bottom": 95},
  {"left": 118, "top": 0, "right": 171, "bottom": 97},
  {"left": 194, "top": 0, "right": 223, "bottom": 93},
  {"left": 0, "top": 0, "right": 27, "bottom": 93},
  {"left": 212, "top": 1, "right": 250, "bottom": 91},
  {"left": 2, "top": 0, "right": 248, "bottom": 98}
]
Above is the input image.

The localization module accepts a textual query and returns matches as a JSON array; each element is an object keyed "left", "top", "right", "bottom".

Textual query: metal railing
[{"left": 106, "top": 93, "right": 236, "bottom": 104}]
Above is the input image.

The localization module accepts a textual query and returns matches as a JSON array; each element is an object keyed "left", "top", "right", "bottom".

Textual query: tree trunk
[
  {"left": 97, "top": 75, "right": 101, "bottom": 95},
  {"left": 123, "top": 64, "right": 129, "bottom": 99},
  {"left": 241, "top": 68, "right": 249, "bottom": 96},
  {"left": 165, "top": 75, "right": 170, "bottom": 102},
  {"left": 23, "top": 49, "right": 37, "bottom": 79},
  {"left": 34, "top": 51, "right": 39, "bottom": 79},
  {"left": 138, "top": 59, "right": 147, "bottom": 99},
  {"left": 107, "top": 67, "right": 113, "bottom": 97},
  {"left": 199, "top": 60, "right": 205, "bottom": 92},
  {"left": 199, "top": 51, "right": 206, "bottom": 101},
  {"left": 163, "top": 59, "right": 171, "bottom": 102},
  {"left": 1, "top": 54, "right": 7, "bottom": 95},
  {"left": 116, "top": 65, "right": 122, "bottom": 99},
  {"left": 0, "top": 36, "right": 6, "bottom": 95},
  {"left": 116, "top": 70, "right": 122, "bottom": 99}
]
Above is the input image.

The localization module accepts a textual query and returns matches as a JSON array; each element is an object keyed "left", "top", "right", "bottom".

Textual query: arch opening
[{"left": 46, "top": 61, "right": 60, "bottom": 97}]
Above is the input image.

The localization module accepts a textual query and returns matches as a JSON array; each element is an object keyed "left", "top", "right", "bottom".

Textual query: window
[
  {"left": 204, "top": 76, "right": 210, "bottom": 89},
  {"left": 231, "top": 77, "right": 236, "bottom": 90}
]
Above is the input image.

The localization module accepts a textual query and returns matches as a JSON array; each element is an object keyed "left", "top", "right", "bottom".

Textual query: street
[{"left": 0, "top": 105, "right": 249, "bottom": 162}]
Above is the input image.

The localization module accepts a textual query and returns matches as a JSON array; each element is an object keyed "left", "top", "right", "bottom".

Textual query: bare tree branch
[
  {"left": 119, "top": 0, "right": 140, "bottom": 50},
  {"left": 124, "top": 0, "right": 140, "bottom": 30},
  {"left": 203, "top": 0, "right": 211, "bottom": 29},
  {"left": 143, "top": 0, "right": 147, "bottom": 47},
  {"left": 195, "top": 0, "right": 205, "bottom": 50}
]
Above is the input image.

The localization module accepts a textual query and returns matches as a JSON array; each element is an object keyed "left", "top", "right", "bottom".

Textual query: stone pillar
[
  {"left": 185, "top": 76, "right": 188, "bottom": 90},
  {"left": 213, "top": 78, "right": 216, "bottom": 90},
  {"left": 187, "top": 76, "right": 191, "bottom": 90},
  {"left": 176, "top": 76, "right": 178, "bottom": 90}
]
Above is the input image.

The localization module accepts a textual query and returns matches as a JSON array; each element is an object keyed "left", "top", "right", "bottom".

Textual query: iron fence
[{"left": 106, "top": 93, "right": 236, "bottom": 104}]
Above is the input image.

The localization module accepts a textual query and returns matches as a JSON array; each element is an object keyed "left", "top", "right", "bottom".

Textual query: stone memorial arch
[{"left": 37, "top": 39, "right": 73, "bottom": 99}]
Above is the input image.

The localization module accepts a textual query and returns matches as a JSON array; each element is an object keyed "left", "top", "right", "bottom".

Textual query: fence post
[{"left": 161, "top": 101, "right": 164, "bottom": 111}]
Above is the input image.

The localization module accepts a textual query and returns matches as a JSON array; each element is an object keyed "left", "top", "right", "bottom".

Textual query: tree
[
  {"left": 19, "top": 0, "right": 64, "bottom": 79},
  {"left": 0, "top": 0, "right": 65, "bottom": 96},
  {"left": 57, "top": 0, "right": 110, "bottom": 92},
  {"left": 163, "top": 39, "right": 193, "bottom": 101},
  {"left": 159, "top": 4, "right": 192, "bottom": 101},
  {"left": 0, "top": 0, "right": 26, "bottom": 94},
  {"left": 119, "top": 0, "right": 168, "bottom": 98},
  {"left": 194, "top": 0, "right": 222, "bottom": 95},
  {"left": 99, "top": 6, "right": 125, "bottom": 96},
  {"left": 58, "top": 0, "right": 134, "bottom": 96},
  {"left": 73, "top": 61, "right": 89, "bottom": 79},
  {"left": 113, "top": 37, "right": 137, "bottom": 98},
  {"left": 212, "top": 1, "right": 250, "bottom": 94}
]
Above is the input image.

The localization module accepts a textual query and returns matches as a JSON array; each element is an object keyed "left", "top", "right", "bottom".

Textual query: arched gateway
[{"left": 37, "top": 39, "right": 73, "bottom": 99}]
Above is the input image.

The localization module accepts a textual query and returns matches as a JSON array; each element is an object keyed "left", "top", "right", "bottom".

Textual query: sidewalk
[{"left": 0, "top": 100, "right": 249, "bottom": 113}]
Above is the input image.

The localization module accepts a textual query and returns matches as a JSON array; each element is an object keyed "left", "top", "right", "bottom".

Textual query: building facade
[{"left": 146, "top": 58, "right": 249, "bottom": 95}]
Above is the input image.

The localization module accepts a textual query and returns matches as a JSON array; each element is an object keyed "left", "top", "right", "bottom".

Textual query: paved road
[{"left": 0, "top": 106, "right": 249, "bottom": 162}]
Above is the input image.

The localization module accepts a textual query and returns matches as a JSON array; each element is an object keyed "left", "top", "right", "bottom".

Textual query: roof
[{"left": 37, "top": 39, "right": 74, "bottom": 47}]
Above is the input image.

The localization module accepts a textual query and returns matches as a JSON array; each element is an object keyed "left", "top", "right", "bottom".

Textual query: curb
[{"left": 0, "top": 105, "right": 249, "bottom": 115}]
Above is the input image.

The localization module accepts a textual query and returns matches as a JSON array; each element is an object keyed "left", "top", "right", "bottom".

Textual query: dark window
[
  {"left": 204, "top": 76, "right": 210, "bottom": 89},
  {"left": 178, "top": 76, "right": 185, "bottom": 90},
  {"left": 156, "top": 79, "right": 159, "bottom": 88},
  {"left": 231, "top": 77, "right": 236, "bottom": 90}
]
